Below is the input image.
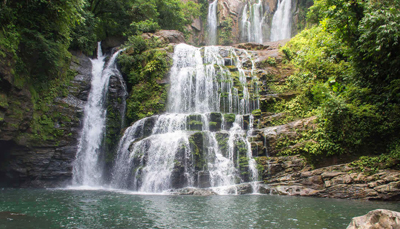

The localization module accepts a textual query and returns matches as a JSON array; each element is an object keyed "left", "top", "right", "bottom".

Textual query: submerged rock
[
  {"left": 347, "top": 209, "right": 400, "bottom": 229},
  {"left": 170, "top": 187, "right": 217, "bottom": 196}
]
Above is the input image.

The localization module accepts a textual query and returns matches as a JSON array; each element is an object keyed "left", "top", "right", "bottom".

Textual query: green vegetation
[
  {"left": 0, "top": 0, "right": 199, "bottom": 143},
  {"left": 118, "top": 35, "right": 173, "bottom": 124},
  {"left": 274, "top": 0, "right": 400, "bottom": 169},
  {"left": 69, "top": 0, "right": 199, "bottom": 54},
  {"left": 220, "top": 17, "right": 233, "bottom": 45}
]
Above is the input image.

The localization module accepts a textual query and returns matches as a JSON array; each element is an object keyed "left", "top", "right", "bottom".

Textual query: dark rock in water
[
  {"left": 170, "top": 187, "right": 217, "bottom": 196},
  {"left": 143, "top": 116, "right": 158, "bottom": 138},
  {"left": 186, "top": 114, "right": 203, "bottom": 131},
  {"left": 347, "top": 209, "right": 400, "bottom": 229},
  {"left": 197, "top": 171, "right": 211, "bottom": 188},
  {"left": 209, "top": 112, "right": 222, "bottom": 132},
  {"left": 236, "top": 183, "right": 253, "bottom": 194},
  {"left": 243, "top": 115, "right": 250, "bottom": 130},
  {"left": 0, "top": 211, "right": 27, "bottom": 220}
]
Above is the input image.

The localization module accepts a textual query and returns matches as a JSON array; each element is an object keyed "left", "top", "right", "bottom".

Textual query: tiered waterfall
[{"left": 110, "top": 44, "right": 261, "bottom": 194}]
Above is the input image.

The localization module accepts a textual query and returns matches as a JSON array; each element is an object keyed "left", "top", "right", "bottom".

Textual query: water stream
[
  {"left": 270, "top": 0, "right": 292, "bottom": 41},
  {"left": 241, "top": 0, "right": 264, "bottom": 43},
  {"left": 72, "top": 43, "right": 125, "bottom": 187},
  {"left": 207, "top": 0, "right": 218, "bottom": 45}
]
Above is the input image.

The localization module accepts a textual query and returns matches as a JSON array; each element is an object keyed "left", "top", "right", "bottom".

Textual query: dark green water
[{"left": 0, "top": 189, "right": 399, "bottom": 229}]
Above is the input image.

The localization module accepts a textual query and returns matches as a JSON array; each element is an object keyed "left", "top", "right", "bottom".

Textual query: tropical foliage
[{"left": 279, "top": 0, "right": 400, "bottom": 169}]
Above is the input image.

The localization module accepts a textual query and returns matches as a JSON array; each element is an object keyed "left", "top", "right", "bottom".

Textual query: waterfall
[
  {"left": 241, "top": 0, "right": 264, "bottom": 43},
  {"left": 110, "top": 44, "right": 260, "bottom": 193},
  {"left": 207, "top": 0, "right": 218, "bottom": 45},
  {"left": 270, "top": 0, "right": 292, "bottom": 41},
  {"left": 72, "top": 43, "right": 125, "bottom": 187}
]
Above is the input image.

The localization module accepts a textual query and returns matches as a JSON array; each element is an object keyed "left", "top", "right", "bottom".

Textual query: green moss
[
  {"left": 0, "top": 94, "right": 9, "bottom": 109},
  {"left": 224, "top": 113, "right": 236, "bottom": 123},
  {"left": 219, "top": 17, "right": 233, "bottom": 45},
  {"left": 251, "top": 109, "right": 261, "bottom": 117}
]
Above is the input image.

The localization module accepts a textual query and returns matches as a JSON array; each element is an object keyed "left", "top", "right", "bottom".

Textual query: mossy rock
[
  {"left": 215, "top": 132, "right": 229, "bottom": 158},
  {"left": 223, "top": 113, "right": 235, "bottom": 130},
  {"left": 189, "top": 132, "right": 207, "bottom": 171},
  {"left": 171, "top": 142, "right": 188, "bottom": 189}
]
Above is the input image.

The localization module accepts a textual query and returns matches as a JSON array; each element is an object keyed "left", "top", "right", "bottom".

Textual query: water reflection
[{"left": 0, "top": 189, "right": 399, "bottom": 229}]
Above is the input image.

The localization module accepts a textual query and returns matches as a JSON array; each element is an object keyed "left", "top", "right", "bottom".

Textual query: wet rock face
[
  {"left": 0, "top": 52, "right": 92, "bottom": 188},
  {"left": 347, "top": 209, "right": 400, "bottom": 229},
  {"left": 103, "top": 74, "right": 128, "bottom": 179}
]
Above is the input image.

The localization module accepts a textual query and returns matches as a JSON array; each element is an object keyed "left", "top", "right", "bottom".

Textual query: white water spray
[
  {"left": 72, "top": 43, "right": 124, "bottom": 187},
  {"left": 241, "top": 0, "right": 264, "bottom": 43}
]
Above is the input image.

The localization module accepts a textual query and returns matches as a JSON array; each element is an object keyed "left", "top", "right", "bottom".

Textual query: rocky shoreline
[{"left": 258, "top": 156, "right": 400, "bottom": 200}]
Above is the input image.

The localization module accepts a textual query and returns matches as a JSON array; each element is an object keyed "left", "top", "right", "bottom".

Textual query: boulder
[
  {"left": 155, "top": 30, "right": 185, "bottom": 44},
  {"left": 347, "top": 209, "right": 400, "bottom": 229}
]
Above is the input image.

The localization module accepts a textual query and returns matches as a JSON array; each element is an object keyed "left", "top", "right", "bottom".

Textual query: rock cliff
[{"left": 0, "top": 51, "right": 92, "bottom": 187}]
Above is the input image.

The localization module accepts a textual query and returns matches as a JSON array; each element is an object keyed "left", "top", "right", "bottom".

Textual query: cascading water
[
  {"left": 72, "top": 43, "right": 125, "bottom": 187},
  {"left": 270, "top": 0, "right": 292, "bottom": 41},
  {"left": 110, "top": 44, "right": 261, "bottom": 194},
  {"left": 241, "top": 0, "right": 265, "bottom": 43},
  {"left": 207, "top": 0, "right": 218, "bottom": 45}
]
